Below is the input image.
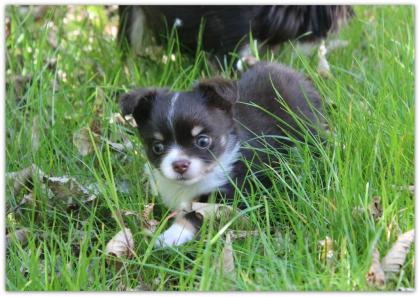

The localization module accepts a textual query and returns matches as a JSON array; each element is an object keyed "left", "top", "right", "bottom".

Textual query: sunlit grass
[{"left": 5, "top": 5, "right": 414, "bottom": 291}]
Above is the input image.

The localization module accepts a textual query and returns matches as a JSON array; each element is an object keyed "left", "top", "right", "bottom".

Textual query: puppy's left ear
[{"left": 195, "top": 77, "right": 238, "bottom": 112}]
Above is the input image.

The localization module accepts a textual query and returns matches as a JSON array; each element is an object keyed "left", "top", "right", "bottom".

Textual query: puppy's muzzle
[{"left": 172, "top": 159, "right": 191, "bottom": 174}]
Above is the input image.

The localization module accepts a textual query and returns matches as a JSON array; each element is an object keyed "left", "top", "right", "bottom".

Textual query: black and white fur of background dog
[
  {"left": 119, "top": 62, "right": 326, "bottom": 247},
  {"left": 118, "top": 5, "right": 353, "bottom": 68}
]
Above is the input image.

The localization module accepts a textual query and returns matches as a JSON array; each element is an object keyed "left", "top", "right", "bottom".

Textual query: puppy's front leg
[{"left": 156, "top": 211, "right": 203, "bottom": 248}]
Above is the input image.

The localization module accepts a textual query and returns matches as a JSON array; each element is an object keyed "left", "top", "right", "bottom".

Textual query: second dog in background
[{"left": 118, "top": 5, "right": 353, "bottom": 68}]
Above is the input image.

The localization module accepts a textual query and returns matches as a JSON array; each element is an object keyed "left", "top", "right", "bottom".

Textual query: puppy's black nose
[{"left": 172, "top": 160, "right": 190, "bottom": 174}]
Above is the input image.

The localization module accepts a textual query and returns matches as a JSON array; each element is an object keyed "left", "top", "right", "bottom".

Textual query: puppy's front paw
[{"left": 155, "top": 223, "right": 195, "bottom": 248}]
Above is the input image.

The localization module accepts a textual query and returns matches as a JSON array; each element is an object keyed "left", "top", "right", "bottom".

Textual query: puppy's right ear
[{"left": 119, "top": 88, "right": 157, "bottom": 126}]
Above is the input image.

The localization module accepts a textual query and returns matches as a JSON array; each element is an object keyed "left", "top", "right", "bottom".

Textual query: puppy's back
[{"left": 236, "top": 62, "right": 325, "bottom": 142}]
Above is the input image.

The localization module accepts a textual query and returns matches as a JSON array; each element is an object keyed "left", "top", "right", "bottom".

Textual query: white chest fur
[{"left": 145, "top": 141, "right": 240, "bottom": 210}]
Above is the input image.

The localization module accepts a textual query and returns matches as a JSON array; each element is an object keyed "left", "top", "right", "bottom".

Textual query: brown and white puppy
[{"left": 119, "top": 62, "right": 326, "bottom": 247}]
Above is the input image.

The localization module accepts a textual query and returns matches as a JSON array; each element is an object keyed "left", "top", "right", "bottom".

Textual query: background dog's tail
[{"left": 253, "top": 5, "right": 354, "bottom": 45}]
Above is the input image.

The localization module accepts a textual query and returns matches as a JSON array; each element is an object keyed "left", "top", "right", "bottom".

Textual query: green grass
[{"left": 5, "top": 5, "right": 414, "bottom": 291}]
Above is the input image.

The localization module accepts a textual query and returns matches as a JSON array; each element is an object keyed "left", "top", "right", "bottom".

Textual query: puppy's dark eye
[
  {"left": 195, "top": 135, "right": 211, "bottom": 149},
  {"left": 152, "top": 142, "right": 165, "bottom": 155}
]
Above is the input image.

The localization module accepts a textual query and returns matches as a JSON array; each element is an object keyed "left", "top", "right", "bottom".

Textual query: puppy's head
[{"left": 119, "top": 77, "right": 238, "bottom": 185}]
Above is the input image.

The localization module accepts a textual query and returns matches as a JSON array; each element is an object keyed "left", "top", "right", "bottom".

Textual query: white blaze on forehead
[
  {"left": 167, "top": 92, "right": 180, "bottom": 128},
  {"left": 153, "top": 132, "right": 164, "bottom": 140},
  {"left": 191, "top": 126, "right": 204, "bottom": 137}
]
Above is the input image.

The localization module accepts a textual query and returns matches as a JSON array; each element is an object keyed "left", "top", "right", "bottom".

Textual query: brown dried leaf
[
  {"left": 397, "top": 288, "right": 414, "bottom": 292},
  {"left": 227, "top": 230, "right": 259, "bottom": 240},
  {"left": 121, "top": 210, "right": 137, "bottom": 217},
  {"left": 381, "top": 229, "right": 414, "bottom": 273},
  {"left": 93, "top": 87, "right": 105, "bottom": 116},
  {"left": 99, "top": 113, "right": 135, "bottom": 153},
  {"left": 105, "top": 5, "right": 119, "bottom": 17},
  {"left": 222, "top": 232, "right": 235, "bottom": 274},
  {"left": 143, "top": 219, "right": 159, "bottom": 236},
  {"left": 91, "top": 121, "right": 104, "bottom": 140},
  {"left": 191, "top": 202, "right": 250, "bottom": 228},
  {"left": 46, "top": 175, "right": 98, "bottom": 207},
  {"left": 31, "top": 116, "right": 41, "bottom": 152},
  {"left": 105, "top": 228, "right": 134, "bottom": 259},
  {"left": 351, "top": 206, "right": 365, "bottom": 217},
  {"left": 143, "top": 45, "right": 165, "bottom": 62},
  {"left": 141, "top": 203, "right": 159, "bottom": 235},
  {"left": 48, "top": 29, "right": 58, "bottom": 49},
  {"left": 102, "top": 134, "right": 134, "bottom": 153},
  {"left": 407, "top": 185, "right": 415, "bottom": 194},
  {"left": 6, "top": 228, "right": 29, "bottom": 249},
  {"left": 369, "top": 196, "right": 383, "bottom": 220},
  {"left": 109, "top": 113, "right": 137, "bottom": 128},
  {"left": 7, "top": 190, "right": 39, "bottom": 215},
  {"left": 6, "top": 164, "right": 45, "bottom": 195},
  {"left": 109, "top": 113, "right": 126, "bottom": 125},
  {"left": 392, "top": 184, "right": 414, "bottom": 195},
  {"left": 142, "top": 203, "right": 154, "bottom": 219},
  {"left": 124, "top": 115, "right": 138, "bottom": 128},
  {"left": 21, "top": 191, "right": 36, "bottom": 207},
  {"left": 122, "top": 203, "right": 159, "bottom": 236},
  {"left": 12, "top": 75, "right": 32, "bottom": 101},
  {"left": 215, "top": 230, "right": 261, "bottom": 277},
  {"left": 318, "top": 236, "right": 334, "bottom": 266},
  {"left": 121, "top": 204, "right": 160, "bottom": 236},
  {"left": 385, "top": 217, "right": 397, "bottom": 241},
  {"left": 57, "top": 69, "right": 67, "bottom": 82},
  {"left": 7, "top": 164, "right": 98, "bottom": 212},
  {"left": 191, "top": 202, "right": 235, "bottom": 220},
  {"left": 104, "top": 23, "right": 118, "bottom": 39},
  {"left": 367, "top": 248, "right": 385, "bottom": 288},
  {"left": 46, "top": 57, "right": 57, "bottom": 71},
  {"left": 73, "top": 127, "right": 99, "bottom": 156},
  {"left": 116, "top": 179, "right": 131, "bottom": 194},
  {"left": 352, "top": 196, "right": 383, "bottom": 220},
  {"left": 6, "top": 16, "right": 10, "bottom": 38}
]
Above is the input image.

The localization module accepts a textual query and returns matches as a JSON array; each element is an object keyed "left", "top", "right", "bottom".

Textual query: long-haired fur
[{"left": 118, "top": 5, "right": 353, "bottom": 59}]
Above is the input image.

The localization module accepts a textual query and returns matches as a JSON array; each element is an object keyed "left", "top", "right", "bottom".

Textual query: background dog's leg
[{"left": 236, "top": 42, "right": 261, "bottom": 72}]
